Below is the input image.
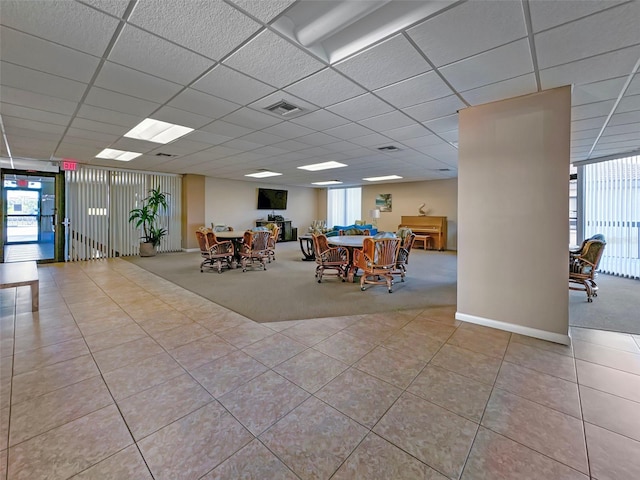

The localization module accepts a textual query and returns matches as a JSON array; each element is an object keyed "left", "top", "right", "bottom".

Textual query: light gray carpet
[
  {"left": 124, "top": 242, "right": 640, "bottom": 333},
  {"left": 569, "top": 273, "right": 640, "bottom": 334},
  {"left": 124, "top": 242, "right": 457, "bottom": 323}
]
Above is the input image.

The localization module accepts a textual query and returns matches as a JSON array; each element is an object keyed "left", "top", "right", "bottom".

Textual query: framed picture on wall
[{"left": 376, "top": 193, "right": 392, "bottom": 212}]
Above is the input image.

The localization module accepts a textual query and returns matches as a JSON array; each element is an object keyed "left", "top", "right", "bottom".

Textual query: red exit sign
[{"left": 61, "top": 160, "right": 78, "bottom": 171}]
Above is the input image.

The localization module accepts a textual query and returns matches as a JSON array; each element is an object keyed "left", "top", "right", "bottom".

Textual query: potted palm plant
[{"left": 128, "top": 186, "right": 169, "bottom": 257}]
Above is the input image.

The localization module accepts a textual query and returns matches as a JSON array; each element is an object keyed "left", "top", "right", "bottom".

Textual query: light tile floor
[{"left": 1, "top": 258, "right": 640, "bottom": 479}]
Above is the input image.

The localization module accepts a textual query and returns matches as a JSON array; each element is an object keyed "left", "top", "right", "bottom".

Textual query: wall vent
[{"left": 265, "top": 100, "right": 302, "bottom": 116}]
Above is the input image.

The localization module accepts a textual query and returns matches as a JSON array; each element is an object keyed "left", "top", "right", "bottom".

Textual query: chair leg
[{"left": 386, "top": 274, "right": 393, "bottom": 293}]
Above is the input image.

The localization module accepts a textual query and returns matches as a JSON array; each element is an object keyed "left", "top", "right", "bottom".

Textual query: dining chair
[
  {"left": 393, "top": 232, "right": 416, "bottom": 282},
  {"left": 265, "top": 223, "right": 280, "bottom": 262},
  {"left": 312, "top": 234, "right": 349, "bottom": 283},
  {"left": 239, "top": 230, "right": 271, "bottom": 272},
  {"left": 354, "top": 237, "right": 401, "bottom": 292},
  {"left": 195, "top": 228, "right": 235, "bottom": 274}
]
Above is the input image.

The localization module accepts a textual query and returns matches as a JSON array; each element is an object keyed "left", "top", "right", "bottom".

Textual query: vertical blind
[
  {"left": 65, "top": 167, "right": 181, "bottom": 261},
  {"left": 327, "top": 187, "right": 361, "bottom": 227},
  {"left": 583, "top": 155, "right": 639, "bottom": 279}
]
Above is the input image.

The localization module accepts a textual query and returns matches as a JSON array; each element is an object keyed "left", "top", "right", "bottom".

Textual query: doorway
[{"left": 1, "top": 170, "right": 64, "bottom": 263}]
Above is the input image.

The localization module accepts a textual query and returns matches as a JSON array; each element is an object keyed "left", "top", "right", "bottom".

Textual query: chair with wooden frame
[
  {"left": 265, "top": 223, "right": 280, "bottom": 262},
  {"left": 195, "top": 228, "right": 235, "bottom": 274},
  {"left": 569, "top": 237, "right": 606, "bottom": 302},
  {"left": 354, "top": 236, "right": 401, "bottom": 293},
  {"left": 392, "top": 232, "right": 416, "bottom": 282},
  {"left": 239, "top": 230, "right": 271, "bottom": 272},
  {"left": 338, "top": 228, "right": 370, "bottom": 236},
  {"left": 312, "top": 234, "right": 349, "bottom": 283}
]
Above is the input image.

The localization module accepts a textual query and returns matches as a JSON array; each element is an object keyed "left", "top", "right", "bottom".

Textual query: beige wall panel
[{"left": 457, "top": 87, "right": 571, "bottom": 343}]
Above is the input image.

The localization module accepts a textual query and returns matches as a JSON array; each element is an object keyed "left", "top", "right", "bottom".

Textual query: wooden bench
[{"left": 0, "top": 261, "right": 39, "bottom": 311}]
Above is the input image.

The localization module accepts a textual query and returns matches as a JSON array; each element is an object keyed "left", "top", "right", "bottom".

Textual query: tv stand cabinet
[{"left": 256, "top": 220, "right": 295, "bottom": 242}]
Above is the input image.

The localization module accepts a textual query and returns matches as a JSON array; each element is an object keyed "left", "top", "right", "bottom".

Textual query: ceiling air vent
[
  {"left": 155, "top": 152, "right": 176, "bottom": 157},
  {"left": 265, "top": 100, "right": 302, "bottom": 116},
  {"left": 377, "top": 145, "right": 401, "bottom": 152},
  {"left": 438, "top": 168, "right": 451, "bottom": 171}
]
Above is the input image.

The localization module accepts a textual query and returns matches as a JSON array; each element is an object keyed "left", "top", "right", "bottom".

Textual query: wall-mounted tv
[{"left": 257, "top": 188, "right": 288, "bottom": 210}]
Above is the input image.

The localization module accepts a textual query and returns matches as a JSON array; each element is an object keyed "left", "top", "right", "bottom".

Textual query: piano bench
[{"left": 414, "top": 234, "right": 433, "bottom": 250}]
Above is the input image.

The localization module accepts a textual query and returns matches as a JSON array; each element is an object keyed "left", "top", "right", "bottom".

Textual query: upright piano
[{"left": 398, "top": 215, "right": 447, "bottom": 251}]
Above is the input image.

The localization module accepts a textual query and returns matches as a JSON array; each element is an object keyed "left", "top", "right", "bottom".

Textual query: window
[
  {"left": 582, "top": 155, "right": 639, "bottom": 279},
  {"left": 327, "top": 187, "right": 361, "bottom": 227}
]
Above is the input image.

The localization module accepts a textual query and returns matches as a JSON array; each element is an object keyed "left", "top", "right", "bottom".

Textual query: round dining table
[{"left": 327, "top": 235, "right": 371, "bottom": 282}]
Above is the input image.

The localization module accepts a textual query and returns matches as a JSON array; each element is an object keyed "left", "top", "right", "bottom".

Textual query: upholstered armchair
[
  {"left": 239, "top": 230, "right": 271, "bottom": 272},
  {"left": 312, "top": 234, "right": 349, "bottom": 283},
  {"left": 195, "top": 228, "right": 235, "bottom": 274},
  {"left": 354, "top": 237, "right": 401, "bottom": 292},
  {"left": 569, "top": 237, "right": 606, "bottom": 302}
]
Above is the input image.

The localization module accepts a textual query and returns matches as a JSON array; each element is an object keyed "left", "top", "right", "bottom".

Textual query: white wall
[
  {"left": 204, "top": 177, "right": 317, "bottom": 234},
  {"left": 362, "top": 178, "right": 458, "bottom": 249},
  {"left": 457, "top": 87, "right": 571, "bottom": 344}
]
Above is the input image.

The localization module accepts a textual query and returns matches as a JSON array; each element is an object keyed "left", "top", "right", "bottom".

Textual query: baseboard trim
[
  {"left": 455, "top": 312, "right": 571, "bottom": 346},
  {"left": 182, "top": 248, "right": 200, "bottom": 253}
]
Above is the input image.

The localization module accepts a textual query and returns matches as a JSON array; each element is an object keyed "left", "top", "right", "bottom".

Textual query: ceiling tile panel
[
  {"left": 296, "top": 132, "right": 341, "bottom": 147},
  {"left": 334, "top": 34, "right": 431, "bottom": 90},
  {"left": 290, "top": 109, "right": 350, "bottom": 130},
  {"left": 359, "top": 111, "right": 415, "bottom": 131},
  {"left": 0, "top": 27, "right": 101, "bottom": 83},
  {"left": 0, "top": 86, "right": 78, "bottom": 116},
  {"left": 571, "top": 128, "right": 601, "bottom": 141},
  {"left": 381, "top": 124, "right": 432, "bottom": 142},
  {"left": 628, "top": 74, "right": 640, "bottom": 95},
  {"left": 148, "top": 139, "right": 210, "bottom": 156},
  {"left": 616, "top": 94, "right": 640, "bottom": 114},
  {"left": 374, "top": 70, "right": 454, "bottom": 109},
  {"left": 439, "top": 39, "right": 533, "bottom": 92},
  {"left": 535, "top": 3, "right": 640, "bottom": 69},
  {"left": 76, "top": 104, "right": 143, "bottom": 127},
  {"left": 168, "top": 88, "right": 240, "bottom": 119},
  {"left": 0, "top": 62, "right": 87, "bottom": 102},
  {"left": 248, "top": 91, "right": 319, "bottom": 117},
  {"left": 608, "top": 110, "right": 640, "bottom": 127},
  {"left": 460, "top": 73, "right": 537, "bottom": 106},
  {"left": 0, "top": 103, "right": 71, "bottom": 126},
  {"left": 262, "top": 122, "right": 315, "bottom": 139},
  {"left": 150, "top": 106, "right": 214, "bottom": 129},
  {"left": 193, "top": 65, "right": 276, "bottom": 105},
  {"left": 222, "top": 107, "right": 283, "bottom": 130},
  {"left": 129, "top": 0, "right": 261, "bottom": 60},
  {"left": 539, "top": 46, "right": 639, "bottom": 90},
  {"left": 94, "top": 61, "right": 183, "bottom": 103},
  {"left": 238, "top": 131, "right": 288, "bottom": 147},
  {"left": 407, "top": 0, "right": 527, "bottom": 67},
  {"left": 228, "top": 0, "right": 296, "bottom": 23},
  {"left": 0, "top": 0, "right": 119, "bottom": 56},
  {"left": 80, "top": 0, "right": 130, "bottom": 18},
  {"left": 602, "top": 123, "right": 640, "bottom": 137},
  {"left": 323, "top": 123, "right": 374, "bottom": 140},
  {"left": 66, "top": 127, "right": 121, "bottom": 144},
  {"left": 187, "top": 130, "right": 233, "bottom": 146},
  {"left": 403, "top": 95, "right": 466, "bottom": 123},
  {"left": 284, "top": 68, "right": 366, "bottom": 107},
  {"left": 69, "top": 117, "right": 129, "bottom": 136},
  {"left": 3, "top": 116, "right": 66, "bottom": 135},
  {"left": 422, "top": 114, "right": 459, "bottom": 134},
  {"left": 399, "top": 134, "right": 443, "bottom": 149},
  {"left": 224, "top": 30, "right": 324, "bottom": 88},
  {"left": 200, "top": 120, "right": 253, "bottom": 139},
  {"left": 349, "top": 133, "right": 393, "bottom": 148},
  {"left": 571, "top": 100, "right": 616, "bottom": 122},
  {"left": 108, "top": 25, "right": 213, "bottom": 85},
  {"left": 83, "top": 87, "right": 160, "bottom": 118},
  {"left": 571, "top": 77, "right": 628, "bottom": 106},
  {"left": 327, "top": 94, "right": 394, "bottom": 121},
  {"left": 529, "top": 0, "right": 628, "bottom": 33},
  {"left": 571, "top": 116, "right": 608, "bottom": 132}
]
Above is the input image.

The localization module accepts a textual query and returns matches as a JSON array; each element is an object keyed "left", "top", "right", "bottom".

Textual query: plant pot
[{"left": 139, "top": 242, "right": 157, "bottom": 257}]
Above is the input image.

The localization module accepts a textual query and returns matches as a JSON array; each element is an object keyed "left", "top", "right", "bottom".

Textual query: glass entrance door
[
  {"left": 1, "top": 171, "right": 63, "bottom": 263},
  {"left": 6, "top": 189, "right": 40, "bottom": 243}
]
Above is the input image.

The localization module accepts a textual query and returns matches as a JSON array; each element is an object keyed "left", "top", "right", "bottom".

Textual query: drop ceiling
[{"left": 1, "top": 0, "right": 639, "bottom": 187}]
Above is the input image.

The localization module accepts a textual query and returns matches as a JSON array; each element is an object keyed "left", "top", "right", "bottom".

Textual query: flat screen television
[{"left": 257, "top": 188, "right": 288, "bottom": 210}]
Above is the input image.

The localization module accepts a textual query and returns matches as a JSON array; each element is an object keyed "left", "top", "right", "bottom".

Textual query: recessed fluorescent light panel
[
  {"left": 362, "top": 175, "right": 403, "bottom": 182},
  {"left": 298, "top": 161, "right": 347, "bottom": 171},
  {"left": 245, "top": 171, "right": 282, "bottom": 178},
  {"left": 124, "top": 118, "right": 194, "bottom": 144},
  {"left": 312, "top": 180, "right": 343, "bottom": 185},
  {"left": 95, "top": 148, "right": 142, "bottom": 161}
]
